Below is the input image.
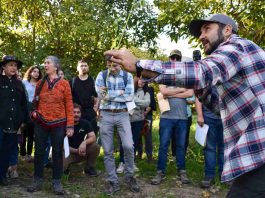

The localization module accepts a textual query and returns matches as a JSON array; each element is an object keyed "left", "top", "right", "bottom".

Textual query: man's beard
[{"left": 205, "top": 29, "right": 225, "bottom": 55}]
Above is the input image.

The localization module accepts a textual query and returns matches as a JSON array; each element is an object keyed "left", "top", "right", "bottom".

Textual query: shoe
[
  {"left": 0, "top": 178, "right": 8, "bottom": 186},
  {"left": 27, "top": 178, "right": 43, "bottom": 192},
  {"left": 201, "top": 176, "right": 215, "bottom": 188},
  {"left": 105, "top": 181, "right": 120, "bottom": 196},
  {"left": 9, "top": 169, "right": 19, "bottom": 178},
  {"left": 151, "top": 170, "right": 166, "bottom": 185},
  {"left": 179, "top": 170, "right": 190, "bottom": 184},
  {"left": 116, "top": 162, "right": 124, "bottom": 174},
  {"left": 26, "top": 155, "right": 34, "bottom": 163},
  {"left": 6, "top": 167, "right": 12, "bottom": 178},
  {"left": 21, "top": 155, "right": 27, "bottom": 161},
  {"left": 133, "top": 164, "right": 139, "bottom": 172},
  {"left": 52, "top": 180, "right": 64, "bottom": 195},
  {"left": 63, "top": 168, "right": 70, "bottom": 175},
  {"left": 44, "top": 161, "right": 53, "bottom": 169},
  {"left": 84, "top": 167, "right": 99, "bottom": 177},
  {"left": 8, "top": 165, "right": 18, "bottom": 179},
  {"left": 125, "top": 176, "right": 140, "bottom": 192}
]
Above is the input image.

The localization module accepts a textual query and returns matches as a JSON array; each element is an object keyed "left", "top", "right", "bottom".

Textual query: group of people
[{"left": 0, "top": 13, "right": 265, "bottom": 198}]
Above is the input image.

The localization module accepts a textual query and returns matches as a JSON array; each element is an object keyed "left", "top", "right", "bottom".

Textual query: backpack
[{"left": 102, "top": 69, "right": 128, "bottom": 88}]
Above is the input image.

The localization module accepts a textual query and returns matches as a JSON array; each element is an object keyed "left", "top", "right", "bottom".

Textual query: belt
[{"left": 102, "top": 108, "right": 127, "bottom": 113}]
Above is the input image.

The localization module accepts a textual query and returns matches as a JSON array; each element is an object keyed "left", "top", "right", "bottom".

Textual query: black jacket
[{"left": 0, "top": 75, "right": 29, "bottom": 131}]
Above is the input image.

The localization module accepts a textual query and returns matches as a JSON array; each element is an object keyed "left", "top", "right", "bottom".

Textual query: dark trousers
[
  {"left": 185, "top": 116, "right": 192, "bottom": 153},
  {"left": 0, "top": 129, "right": 17, "bottom": 181},
  {"left": 82, "top": 109, "right": 98, "bottom": 136},
  {"left": 138, "top": 114, "right": 153, "bottom": 158},
  {"left": 34, "top": 123, "right": 65, "bottom": 180},
  {"left": 227, "top": 164, "right": 265, "bottom": 198},
  {"left": 20, "top": 122, "right": 34, "bottom": 156}
]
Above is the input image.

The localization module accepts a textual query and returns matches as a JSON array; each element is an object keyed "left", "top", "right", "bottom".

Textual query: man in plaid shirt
[{"left": 105, "top": 14, "right": 265, "bottom": 197}]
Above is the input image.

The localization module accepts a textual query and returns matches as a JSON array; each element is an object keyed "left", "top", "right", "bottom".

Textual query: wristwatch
[{"left": 135, "top": 60, "right": 143, "bottom": 77}]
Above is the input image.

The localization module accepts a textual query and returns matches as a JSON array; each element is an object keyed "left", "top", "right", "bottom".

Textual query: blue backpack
[{"left": 102, "top": 69, "right": 128, "bottom": 88}]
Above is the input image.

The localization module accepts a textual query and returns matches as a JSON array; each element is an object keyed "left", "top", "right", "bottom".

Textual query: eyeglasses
[{"left": 170, "top": 55, "right": 181, "bottom": 60}]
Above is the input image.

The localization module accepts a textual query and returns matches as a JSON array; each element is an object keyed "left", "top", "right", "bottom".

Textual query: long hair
[
  {"left": 134, "top": 77, "right": 148, "bottom": 94},
  {"left": 23, "top": 65, "right": 42, "bottom": 82}
]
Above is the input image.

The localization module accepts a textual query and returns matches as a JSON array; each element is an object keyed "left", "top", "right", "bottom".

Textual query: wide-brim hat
[
  {"left": 189, "top": 14, "right": 238, "bottom": 38},
  {"left": 0, "top": 55, "right": 23, "bottom": 69}
]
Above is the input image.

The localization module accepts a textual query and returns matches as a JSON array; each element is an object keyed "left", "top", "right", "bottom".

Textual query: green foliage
[
  {"left": 154, "top": 0, "right": 265, "bottom": 47},
  {"left": 0, "top": 0, "right": 159, "bottom": 77}
]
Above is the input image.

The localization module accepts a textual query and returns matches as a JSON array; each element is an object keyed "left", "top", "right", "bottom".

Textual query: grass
[{"left": 2, "top": 115, "right": 228, "bottom": 197}]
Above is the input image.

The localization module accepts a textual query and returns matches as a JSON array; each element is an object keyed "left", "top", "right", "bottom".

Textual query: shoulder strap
[
  {"left": 102, "top": 69, "right": 128, "bottom": 87},
  {"left": 71, "top": 77, "right": 76, "bottom": 90},
  {"left": 123, "top": 70, "right": 128, "bottom": 87},
  {"left": 102, "top": 70, "right": 108, "bottom": 87},
  {"left": 33, "top": 75, "right": 47, "bottom": 110}
]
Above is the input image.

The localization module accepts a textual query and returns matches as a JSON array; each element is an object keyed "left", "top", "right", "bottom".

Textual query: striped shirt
[
  {"left": 95, "top": 69, "right": 134, "bottom": 110},
  {"left": 139, "top": 34, "right": 265, "bottom": 182}
]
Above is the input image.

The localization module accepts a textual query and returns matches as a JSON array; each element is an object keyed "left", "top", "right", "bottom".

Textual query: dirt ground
[{"left": 0, "top": 162, "right": 227, "bottom": 198}]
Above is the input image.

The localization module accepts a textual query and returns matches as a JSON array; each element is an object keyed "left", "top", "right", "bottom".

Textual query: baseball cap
[
  {"left": 169, "top": 49, "right": 182, "bottom": 58},
  {"left": 189, "top": 14, "right": 238, "bottom": 38}
]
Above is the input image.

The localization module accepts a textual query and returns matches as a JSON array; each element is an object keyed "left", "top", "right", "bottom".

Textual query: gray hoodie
[{"left": 130, "top": 88, "right": 150, "bottom": 122}]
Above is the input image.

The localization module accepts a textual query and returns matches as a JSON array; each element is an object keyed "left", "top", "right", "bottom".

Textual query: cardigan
[{"left": 34, "top": 77, "right": 74, "bottom": 129}]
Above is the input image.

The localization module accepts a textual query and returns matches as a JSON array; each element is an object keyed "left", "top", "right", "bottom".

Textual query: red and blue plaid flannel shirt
[{"left": 139, "top": 34, "right": 265, "bottom": 182}]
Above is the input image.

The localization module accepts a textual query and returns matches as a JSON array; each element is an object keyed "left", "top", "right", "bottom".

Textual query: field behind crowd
[{"left": 0, "top": 116, "right": 228, "bottom": 198}]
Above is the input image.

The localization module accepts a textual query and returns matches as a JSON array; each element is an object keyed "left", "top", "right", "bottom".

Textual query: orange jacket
[{"left": 35, "top": 78, "right": 74, "bottom": 128}]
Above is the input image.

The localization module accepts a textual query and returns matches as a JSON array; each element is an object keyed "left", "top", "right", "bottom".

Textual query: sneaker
[
  {"left": 151, "top": 170, "right": 166, "bottom": 185},
  {"left": 105, "top": 181, "right": 120, "bottom": 196},
  {"left": 52, "top": 180, "right": 64, "bottom": 195},
  {"left": 9, "top": 169, "right": 19, "bottom": 178},
  {"left": 21, "top": 155, "right": 27, "bottom": 161},
  {"left": 116, "top": 162, "right": 125, "bottom": 174},
  {"left": 133, "top": 164, "right": 139, "bottom": 172},
  {"left": 0, "top": 178, "right": 8, "bottom": 186},
  {"left": 84, "top": 167, "right": 99, "bottom": 177},
  {"left": 26, "top": 155, "right": 34, "bottom": 163},
  {"left": 201, "top": 176, "right": 215, "bottom": 188},
  {"left": 179, "top": 170, "right": 190, "bottom": 184},
  {"left": 27, "top": 178, "right": 43, "bottom": 192},
  {"left": 125, "top": 176, "right": 140, "bottom": 192}
]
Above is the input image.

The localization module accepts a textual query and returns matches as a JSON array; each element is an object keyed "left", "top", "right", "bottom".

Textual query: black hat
[
  {"left": 189, "top": 14, "right": 238, "bottom": 38},
  {"left": 193, "top": 50, "right": 201, "bottom": 61},
  {"left": 0, "top": 55, "right": 23, "bottom": 69}
]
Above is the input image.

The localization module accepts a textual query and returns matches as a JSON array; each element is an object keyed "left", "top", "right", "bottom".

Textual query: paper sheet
[
  {"left": 64, "top": 136, "right": 70, "bottom": 158},
  {"left": 157, "top": 92, "right": 170, "bottom": 114},
  {"left": 195, "top": 123, "right": 209, "bottom": 146},
  {"left": 126, "top": 101, "right": 136, "bottom": 115}
]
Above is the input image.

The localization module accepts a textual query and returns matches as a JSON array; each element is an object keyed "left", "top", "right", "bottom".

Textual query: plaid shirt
[
  {"left": 139, "top": 34, "right": 265, "bottom": 182},
  {"left": 95, "top": 69, "right": 134, "bottom": 110}
]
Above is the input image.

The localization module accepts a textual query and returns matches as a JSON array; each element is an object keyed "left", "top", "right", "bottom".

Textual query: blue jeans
[
  {"left": 9, "top": 143, "right": 18, "bottom": 166},
  {"left": 119, "top": 120, "right": 144, "bottom": 162},
  {"left": 0, "top": 128, "right": 18, "bottom": 180},
  {"left": 157, "top": 118, "right": 188, "bottom": 172},
  {"left": 203, "top": 116, "right": 224, "bottom": 178},
  {"left": 34, "top": 123, "right": 65, "bottom": 180}
]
